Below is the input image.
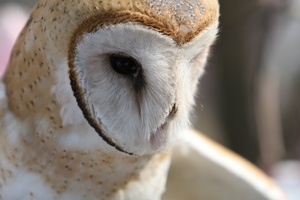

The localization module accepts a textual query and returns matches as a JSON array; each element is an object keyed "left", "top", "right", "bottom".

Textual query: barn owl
[{"left": 0, "top": 0, "right": 285, "bottom": 200}]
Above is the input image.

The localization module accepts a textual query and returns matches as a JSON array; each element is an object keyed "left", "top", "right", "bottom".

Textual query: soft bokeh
[
  {"left": 0, "top": 4, "right": 29, "bottom": 75},
  {"left": 1, "top": 0, "right": 300, "bottom": 199}
]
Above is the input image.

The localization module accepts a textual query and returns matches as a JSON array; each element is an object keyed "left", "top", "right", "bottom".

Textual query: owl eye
[{"left": 109, "top": 54, "right": 141, "bottom": 76}]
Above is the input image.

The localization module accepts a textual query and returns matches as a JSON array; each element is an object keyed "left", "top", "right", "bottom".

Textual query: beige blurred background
[{"left": 1, "top": 0, "right": 300, "bottom": 198}]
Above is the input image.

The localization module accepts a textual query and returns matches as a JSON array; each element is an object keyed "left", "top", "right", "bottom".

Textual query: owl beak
[
  {"left": 150, "top": 122, "right": 168, "bottom": 150},
  {"left": 149, "top": 103, "right": 178, "bottom": 150}
]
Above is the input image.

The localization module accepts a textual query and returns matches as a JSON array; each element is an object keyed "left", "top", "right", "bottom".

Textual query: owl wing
[{"left": 163, "top": 129, "right": 286, "bottom": 200}]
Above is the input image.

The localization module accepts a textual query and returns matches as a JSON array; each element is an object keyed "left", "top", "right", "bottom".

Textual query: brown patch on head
[
  {"left": 68, "top": 0, "right": 219, "bottom": 47},
  {"left": 142, "top": 0, "right": 219, "bottom": 44}
]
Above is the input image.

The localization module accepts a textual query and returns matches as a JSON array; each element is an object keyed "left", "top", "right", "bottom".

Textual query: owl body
[
  {"left": 0, "top": 0, "right": 286, "bottom": 200},
  {"left": 0, "top": 0, "right": 218, "bottom": 199}
]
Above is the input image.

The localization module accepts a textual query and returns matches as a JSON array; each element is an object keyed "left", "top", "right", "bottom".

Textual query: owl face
[{"left": 69, "top": 23, "right": 218, "bottom": 155}]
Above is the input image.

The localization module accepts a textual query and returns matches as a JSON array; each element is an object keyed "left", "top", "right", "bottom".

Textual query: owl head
[{"left": 5, "top": 0, "right": 219, "bottom": 156}]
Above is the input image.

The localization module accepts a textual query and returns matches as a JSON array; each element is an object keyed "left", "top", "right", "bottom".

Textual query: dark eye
[{"left": 109, "top": 54, "right": 141, "bottom": 76}]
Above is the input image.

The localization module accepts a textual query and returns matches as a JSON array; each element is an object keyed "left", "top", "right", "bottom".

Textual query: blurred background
[{"left": 0, "top": 0, "right": 300, "bottom": 199}]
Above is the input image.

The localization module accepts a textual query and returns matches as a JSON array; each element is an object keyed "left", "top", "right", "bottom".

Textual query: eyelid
[{"left": 107, "top": 51, "right": 130, "bottom": 57}]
